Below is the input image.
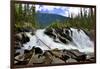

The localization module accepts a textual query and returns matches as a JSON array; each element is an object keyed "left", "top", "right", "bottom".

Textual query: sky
[
  {"left": 18, "top": 0, "right": 95, "bottom": 17},
  {"left": 35, "top": 5, "right": 81, "bottom": 17}
]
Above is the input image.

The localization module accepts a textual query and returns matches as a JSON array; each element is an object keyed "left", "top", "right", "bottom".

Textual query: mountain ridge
[{"left": 35, "top": 13, "right": 70, "bottom": 27}]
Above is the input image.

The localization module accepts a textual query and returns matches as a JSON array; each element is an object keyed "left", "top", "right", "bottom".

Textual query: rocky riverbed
[
  {"left": 15, "top": 47, "right": 95, "bottom": 65},
  {"left": 14, "top": 27, "right": 95, "bottom": 65}
]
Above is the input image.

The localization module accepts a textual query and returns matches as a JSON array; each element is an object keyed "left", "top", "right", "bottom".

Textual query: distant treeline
[
  {"left": 49, "top": 8, "right": 95, "bottom": 31},
  {"left": 14, "top": 3, "right": 95, "bottom": 32}
]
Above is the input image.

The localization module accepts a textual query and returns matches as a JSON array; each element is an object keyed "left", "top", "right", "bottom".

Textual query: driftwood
[
  {"left": 35, "top": 35, "right": 51, "bottom": 49},
  {"left": 27, "top": 49, "right": 35, "bottom": 65},
  {"left": 27, "top": 35, "right": 51, "bottom": 65}
]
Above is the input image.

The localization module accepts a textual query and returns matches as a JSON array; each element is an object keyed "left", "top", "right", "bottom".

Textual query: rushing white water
[
  {"left": 70, "top": 28, "right": 94, "bottom": 53},
  {"left": 23, "top": 28, "right": 94, "bottom": 53}
]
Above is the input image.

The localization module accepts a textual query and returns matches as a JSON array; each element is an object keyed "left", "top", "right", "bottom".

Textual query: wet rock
[
  {"left": 66, "top": 58, "right": 77, "bottom": 63},
  {"left": 62, "top": 49, "right": 87, "bottom": 62},
  {"left": 48, "top": 50, "right": 62, "bottom": 58},
  {"left": 61, "top": 55, "right": 70, "bottom": 62},
  {"left": 23, "top": 47, "right": 45, "bottom": 65},
  {"left": 51, "top": 56, "right": 65, "bottom": 64},
  {"left": 25, "top": 54, "right": 44, "bottom": 65},
  {"left": 43, "top": 51, "right": 53, "bottom": 64},
  {"left": 58, "top": 36, "right": 68, "bottom": 44},
  {"left": 28, "top": 54, "right": 45, "bottom": 65},
  {"left": 15, "top": 33, "right": 30, "bottom": 44},
  {"left": 74, "top": 54, "right": 87, "bottom": 62},
  {"left": 15, "top": 33, "right": 22, "bottom": 42},
  {"left": 14, "top": 41, "right": 22, "bottom": 49},
  {"left": 21, "top": 33, "right": 30, "bottom": 44},
  {"left": 14, "top": 47, "right": 95, "bottom": 65},
  {"left": 14, "top": 52, "right": 20, "bottom": 57},
  {"left": 44, "top": 28, "right": 56, "bottom": 39},
  {"left": 14, "top": 54, "right": 25, "bottom": 65},
  {"left": 34, "top": 47, "right": 43, "bottom": 54},
  {"left": 24, "top": 49, "right": 30, "bottom": 53},
  {"left": 44, "top": 28, "right": 73, "bottom": 44}
]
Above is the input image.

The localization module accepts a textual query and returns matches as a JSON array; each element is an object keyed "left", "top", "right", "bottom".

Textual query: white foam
[{"left": 23, "top": 28, "right": 94, "bottom": 53}]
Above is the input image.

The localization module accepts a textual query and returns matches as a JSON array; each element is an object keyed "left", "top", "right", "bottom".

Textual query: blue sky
[
  {"left": 35, "top": 5, "right": 70, "bottom": 17},
  {"left": 35, "top": 5, "right": 81, "bottom": 17}
]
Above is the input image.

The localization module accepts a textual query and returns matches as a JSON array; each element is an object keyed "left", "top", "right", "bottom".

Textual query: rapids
[{"left": 23, "top": 28, "right": 94, "bottom": 54}]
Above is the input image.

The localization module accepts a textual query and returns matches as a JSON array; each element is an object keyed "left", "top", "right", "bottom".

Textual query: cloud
[
  {"left": 35, "top": 5, "right": 91, "bottom": 17},
  {"left": 35, "top": 5, "right": 69, "bottom": 17}
]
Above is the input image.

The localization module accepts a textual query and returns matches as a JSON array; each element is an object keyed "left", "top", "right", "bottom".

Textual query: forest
[{"left": 14, "top": 3, "right": 95, "bottom": 33}]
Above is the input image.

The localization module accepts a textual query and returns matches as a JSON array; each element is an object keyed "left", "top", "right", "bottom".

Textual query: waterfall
[
  {"left": 23, "top": 28, "right": 94, "bottom": 54},
  {"left": 70, "top": 28, "right": 94, "bottom": 53}
]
